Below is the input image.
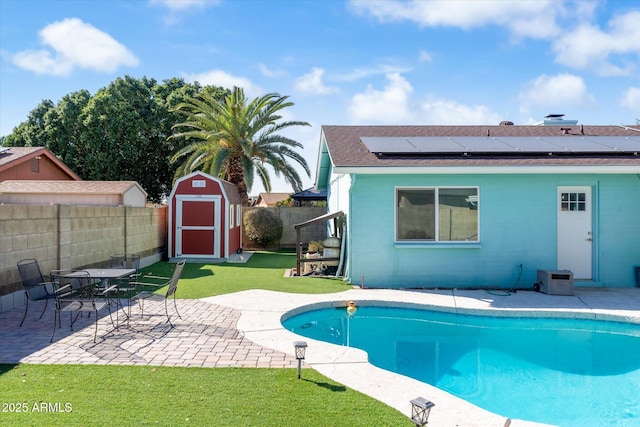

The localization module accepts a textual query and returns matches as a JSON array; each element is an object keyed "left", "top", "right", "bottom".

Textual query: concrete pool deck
[
  {"left": 203, "top": 287, "right": 640, "bottom": 427},
  {"left": 1, "top": 286, "right": 639, "bottom": 426}
]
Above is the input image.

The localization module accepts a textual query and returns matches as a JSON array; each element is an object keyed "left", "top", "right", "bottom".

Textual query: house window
[
  {"left": 229, "top": 205, "right": 234, "bottom": 228},
  {"left": 237, "top": 204, "right": 242, "bottom": 227},
  {"left": 396, "top": 187, "right": 479, "bottom": 242}
]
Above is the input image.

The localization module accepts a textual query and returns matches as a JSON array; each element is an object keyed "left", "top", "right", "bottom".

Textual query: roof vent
[
  {"left": 499, "top": 121, "right": 514, "bottom": 126},
  {"left": 543, "top": 114, "right": 578, "bottom": 126}
]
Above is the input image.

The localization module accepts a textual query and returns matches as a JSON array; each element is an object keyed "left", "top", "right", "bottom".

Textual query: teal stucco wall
[{"left": 345, "top": 173, "right": 640, "bottom": 289}]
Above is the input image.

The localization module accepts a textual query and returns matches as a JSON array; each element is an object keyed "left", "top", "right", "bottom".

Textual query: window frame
[
  {"left": 395, "top": 186, "right": 480, "bottom": 244},
  {"left": 229, "top": 204, "right": 234, "bottom": 229}
]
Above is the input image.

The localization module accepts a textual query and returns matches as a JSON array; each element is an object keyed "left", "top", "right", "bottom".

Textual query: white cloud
[
  {"left": 420, "top": 99, "right": 502, "bottom": 125},
  {"left": 519, "top": 73, "right": 595, "bottom": 109},
  {"left": 552, "top": 11, "right": 640, "bottom": 76},
  {"left": 621, "top": 87, "right": 640, "bottom": 111},
  {"left": 348, "top": 0, "right": 562, "bottom": 39},
  {"left": 335, "top": 64, "right": 412, "bottom": 82},
  {"left": 181, "top": 69, "right": 263, "bottom": 98},
  {"left": 11, "top": 18, "right": 138, "bottom": 76},
  {"left": 348, "top": 72, "right": 502, "bottom": 125},
  {"left": 258, "top": 63, "right": 286, "bottom": 78},
  {"left": 295, "top": 68, "right": 338, "bottom": 95},
  {"left": 149, "top": 0, "right": 215, "bottom": 11},
  {"left": 348, "top": 73, "right": 413, "bottom": 123},
  {"left": 149, "top": 0, "right": 219, "bottom": 25},
  {"left": 419, "top": 50, "right": 433, "bottom": 62}
]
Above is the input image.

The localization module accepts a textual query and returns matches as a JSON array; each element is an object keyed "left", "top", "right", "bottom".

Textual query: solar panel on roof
[
  {"left": 360, "top": 137, "right": 417, "bottom": 153},
  {"left": 360, "top": 136, "right": 640, "bottom": 156}
]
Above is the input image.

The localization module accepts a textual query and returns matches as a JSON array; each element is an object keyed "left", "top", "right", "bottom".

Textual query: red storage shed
[{"left": 168, "top": 171, "right": 243, "bottom": 261}]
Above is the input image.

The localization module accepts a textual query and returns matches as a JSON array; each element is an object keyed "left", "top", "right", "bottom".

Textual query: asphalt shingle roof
[
  {"left": 321, "top": 125, "right": 640, "bottom": 168},
  {"left": 0, "top": 180, "right": 145, "bottom": 195}
]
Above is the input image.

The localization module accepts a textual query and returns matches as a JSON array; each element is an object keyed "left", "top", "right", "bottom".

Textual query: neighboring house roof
[
  {"left": 0, "top": 146, "right": 81, "bottom": 180},
  {"left": 0, "top": 180, "right": 147, "bottom": 195},
  {"left": 254, "top": 192, "right": 291, "bottom": 206},
  {"left": 317, "top": 125, "right": 640, "bottom": 186}
]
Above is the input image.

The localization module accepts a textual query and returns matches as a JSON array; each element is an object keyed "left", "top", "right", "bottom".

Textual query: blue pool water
[{"left": 283, "top": 306, "right": 640, "bottom": 427}]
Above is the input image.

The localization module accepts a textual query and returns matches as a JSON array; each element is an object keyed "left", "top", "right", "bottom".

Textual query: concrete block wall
[
  {"left": 1, "top": 205, "right": 59, "bottom": 296},
  {"left": 241, "top": 206, "right": 330, "bottom": 249},
  {"left": 0, "top": 204, "right": 168, "bottom": 312}
]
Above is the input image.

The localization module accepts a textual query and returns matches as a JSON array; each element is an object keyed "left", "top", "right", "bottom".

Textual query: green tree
[
  {"left": 170, "top": 87, "right": 310, "bottom": 205},
  {"left": 1, "top": 76, "right": 228, "bottom": 203},
  {"left": 3, "top": 99, "right": 56, "bottom": 147}
]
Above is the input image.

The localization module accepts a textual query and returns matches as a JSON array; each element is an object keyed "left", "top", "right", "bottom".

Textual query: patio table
[
  {"left": 64, "top": 268, "right": 136, "bottom": 327},
  {"left": 64, "top": 268, "right": 136, "bottom": 283}
]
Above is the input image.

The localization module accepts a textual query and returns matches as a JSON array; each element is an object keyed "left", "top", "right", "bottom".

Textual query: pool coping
[{"left": 202, "top": 287, "right": 640, "bottom": 427}]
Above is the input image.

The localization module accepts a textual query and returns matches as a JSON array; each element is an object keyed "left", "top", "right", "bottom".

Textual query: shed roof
[
  {"left": 0, "top": 180, "right": 147, "bottom": 196},
  {"left": 0, "top": 146, "right": 81, "bottom": 180},
  {"left": 170, "top": 171, "right": 242, "bottom": 205}
]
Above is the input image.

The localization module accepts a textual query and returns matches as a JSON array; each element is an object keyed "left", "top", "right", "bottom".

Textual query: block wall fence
[{"left": 1, "top": 204, "right": 329, "bottom": 311}]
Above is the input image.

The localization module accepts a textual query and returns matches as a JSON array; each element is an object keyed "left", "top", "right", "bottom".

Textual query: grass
[
  {"left": 0, "top": 364, "right": 412, "bottom": 426},
  {"left": 1, "top": 252, "right": 411, "bottom": 426},
  {"left": 140, "top": 250, "right": 354, "bottom": 299}
]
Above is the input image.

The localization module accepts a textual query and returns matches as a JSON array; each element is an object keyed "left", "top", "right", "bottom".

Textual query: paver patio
[{"left": 0, "top": 298, "right": 298, "bottom": 368}]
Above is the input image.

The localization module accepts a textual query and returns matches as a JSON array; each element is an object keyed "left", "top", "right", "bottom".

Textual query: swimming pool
[{"left": 283, "top": 305, "right": 640, "bottom": 427}]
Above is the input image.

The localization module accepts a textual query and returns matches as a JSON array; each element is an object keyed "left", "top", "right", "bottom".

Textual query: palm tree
[{"left": 170, "top": 87, "right": 311, "bottom": 204}]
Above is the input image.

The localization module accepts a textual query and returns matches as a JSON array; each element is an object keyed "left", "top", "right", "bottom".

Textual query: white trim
[
  {"left": 176, "top": 195, "right": 221, "bottom": 258},
  {"left": 333, "top": 165, "right": 640, "bottom": 175}
]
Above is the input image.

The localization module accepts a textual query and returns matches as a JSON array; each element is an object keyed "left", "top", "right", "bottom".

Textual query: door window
[{"left": 560, "top": 192, "right": 586, "bottom": 211}]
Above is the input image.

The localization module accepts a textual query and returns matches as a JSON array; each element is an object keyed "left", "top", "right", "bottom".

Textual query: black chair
[
  {"left": 16, "top": 259, "right": 56, "bottom": 327},
  {"left": 105, "top": 254, "right": 141, "bottom": 323},
  {"left": 109, "top": 254, "right": 140, "bottom": 272},
  {"left": 130, "top": 260, "right": 186, "bottom": 327},
  {"left": 50, "top": 270, "right": 113, "bottom": 343}
]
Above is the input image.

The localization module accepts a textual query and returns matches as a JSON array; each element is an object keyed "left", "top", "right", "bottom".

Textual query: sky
[{"left": 1, "top": 0, "right": 639, "bottom": 195}]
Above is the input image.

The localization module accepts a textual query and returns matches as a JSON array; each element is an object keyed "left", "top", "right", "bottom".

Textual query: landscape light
[
  {"left": 294, "top": 341, "right": 307, "bottom": 379},
  {"left": 410, "top": 397, "right": 435, "bottom": 426}
]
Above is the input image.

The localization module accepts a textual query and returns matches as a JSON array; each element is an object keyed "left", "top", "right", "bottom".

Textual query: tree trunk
[{"left": 227, "top": 153, "right": 248, "bottom": 205}]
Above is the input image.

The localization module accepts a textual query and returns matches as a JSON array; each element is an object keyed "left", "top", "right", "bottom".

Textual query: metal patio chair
[
  {"left": 130, "top": 260, "right": 186, "bottom": 327},
  {"left": 109, "top": 254, "right": 140, "bottom": 272},
  {"left": 50, "top": 270, "right": 114, "bottom": 343},
  {"left": 17, "top": 259, "right": 56, "bottom": 327},
  {"left": 106, "top": 253, "right": 141, "bottom": 321}
]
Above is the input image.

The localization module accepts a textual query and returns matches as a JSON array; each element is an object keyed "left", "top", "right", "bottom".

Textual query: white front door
[{"left": 557, "top": 186, "right": 592, "bottom": 279}]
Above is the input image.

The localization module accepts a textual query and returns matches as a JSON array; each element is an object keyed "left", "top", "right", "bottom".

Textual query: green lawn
[
  {"left": 0, "top": 365, "right": 412, "bottom": 426},
  {"left": 140, "top": 251, "right": 354, "bottom": 299},
  {"left": 0, "top": 252, "right": 412, "bottom": 426}
]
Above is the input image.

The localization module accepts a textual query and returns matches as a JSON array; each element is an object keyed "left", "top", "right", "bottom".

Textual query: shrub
[{"left": 243, "top": 208, "right": 283, "bottom": 248}]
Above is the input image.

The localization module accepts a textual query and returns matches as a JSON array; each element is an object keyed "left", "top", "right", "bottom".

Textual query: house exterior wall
[
  {"left": 344, "top": 173, "right": 640, "bottom": 289},
  {"left": 122, "top": 187, "right": 147, "bottom": 207},
  {"left": 0, "top": 155, "right": 75, "bottom": 181}
]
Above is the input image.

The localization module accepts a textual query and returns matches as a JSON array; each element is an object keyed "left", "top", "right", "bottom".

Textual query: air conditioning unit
[{"left": 536, "top": 269, "right": 574, "bottom": 295}]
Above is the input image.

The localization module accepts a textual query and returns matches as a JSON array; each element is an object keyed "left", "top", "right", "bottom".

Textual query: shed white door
[
  {"left": 557, "top": 186, "right": 592, "bottom": 279},
  {"left": 176, "top": 195, "right": 220, "bottom": 258}
]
